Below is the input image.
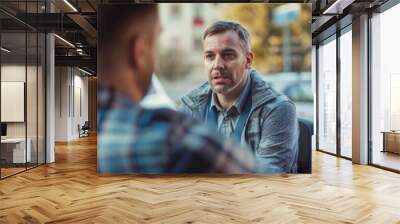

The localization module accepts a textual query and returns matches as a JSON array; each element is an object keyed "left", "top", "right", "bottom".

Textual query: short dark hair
[
  {"left": 203, "top": 20, "right": 251, "bottom": 53},
  {"left": 99, "top": 4, "right": 157, "bottom": 45},
  {"left": 98, "top": 4, "right": 158, "bottom": 73}
]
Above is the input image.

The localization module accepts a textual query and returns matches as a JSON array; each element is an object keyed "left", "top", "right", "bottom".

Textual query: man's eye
[
  {"left": 224, "top": 54, "right": 235, "bottom": 60},
  {"left": 205, "top": 55, "right": 214, "bottom": 60}
]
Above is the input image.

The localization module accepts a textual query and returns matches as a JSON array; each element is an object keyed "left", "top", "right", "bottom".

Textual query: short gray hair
[{"left": 203, "top": 20, "right": 251, "bottom": 53}]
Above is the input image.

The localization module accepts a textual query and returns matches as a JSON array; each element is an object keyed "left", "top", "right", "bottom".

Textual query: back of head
[{"left": 98, "top": 4, "right": 158, "bottom": 79}]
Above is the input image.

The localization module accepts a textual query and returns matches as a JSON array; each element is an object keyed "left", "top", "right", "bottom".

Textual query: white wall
[
  {"left": 55, "top": 66, "right": 69, "bottom": 141},
  {"left": 71, "top": 72, "right": 89, "bottom": 138},
  {"left": 1, "top": 82, "right": 25, "bottom": 122},
  {"left": 1, "top": 65, "right": 26, "bottom": 81},
  {"left": 55, "top": 67, "right": 89, "bottom": 141}
]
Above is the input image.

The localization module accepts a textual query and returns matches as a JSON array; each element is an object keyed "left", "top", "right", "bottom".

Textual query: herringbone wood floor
[{"left": 1, "top": 135, "right": 400, "bottom": 224}]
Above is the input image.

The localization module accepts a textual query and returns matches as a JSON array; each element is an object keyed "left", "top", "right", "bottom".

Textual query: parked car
[{"left": 262, "top": 72, "right": 314, "bottom": 121}]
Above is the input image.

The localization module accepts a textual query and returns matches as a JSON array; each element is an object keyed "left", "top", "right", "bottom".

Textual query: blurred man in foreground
[{"left": 97, "top": 4, "right": 256, "bottom": 174}]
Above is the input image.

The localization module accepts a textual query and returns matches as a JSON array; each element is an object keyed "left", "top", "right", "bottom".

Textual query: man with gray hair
[{"left": 180, "top": 20, "right": 299, "bottom": 173}]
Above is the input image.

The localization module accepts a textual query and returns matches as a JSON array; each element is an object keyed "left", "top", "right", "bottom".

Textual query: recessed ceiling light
[
  {"left": 63, "top": 0, "right": 78, "bottom": 12},
  {"left": 54, "top": 34, "right": 75, "bottom": 48},
  {"left": 1, "top": 47, "right": 11, "bottom": 53},
  {"left": 322, "top": 0, "right": 354, "bottom": 15},
  {"left": 77, "top": 67, "right": 93, "bottom": 76}
]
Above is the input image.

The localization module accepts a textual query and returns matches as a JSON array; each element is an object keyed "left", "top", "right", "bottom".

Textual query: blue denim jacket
[{"left": 180, "top": 69, "right": 299, "bottom": 173}]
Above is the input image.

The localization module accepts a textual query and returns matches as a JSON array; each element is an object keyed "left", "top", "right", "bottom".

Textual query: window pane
[
  {"left": 371, "top": 3, "right": 400, "bottom": 171},
  {"left": 318, "top": 37, "right": 337, "bottom": 154},
  {"left": 27, "top": 31, "right": 38, "bottom": 169},
  {"left": 340, "top": 29, "right": 352, "bottom": 158},
  {"left": 1, "top": 31, "right": 27, "bottom": 177}
]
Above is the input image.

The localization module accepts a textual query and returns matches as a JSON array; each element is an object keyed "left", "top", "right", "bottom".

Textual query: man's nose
[{"left": 212, "top": 55, "right": 225, "bottom": 70}]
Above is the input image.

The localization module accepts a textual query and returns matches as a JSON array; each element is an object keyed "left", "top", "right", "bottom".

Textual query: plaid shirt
[{"left": 97, "top": 86, "right": 256, "bottom": 174}]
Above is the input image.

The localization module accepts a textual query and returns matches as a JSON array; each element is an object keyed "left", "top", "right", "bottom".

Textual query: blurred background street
[{"left": 154, "top": 3, "right": 312, "bottom": 120}]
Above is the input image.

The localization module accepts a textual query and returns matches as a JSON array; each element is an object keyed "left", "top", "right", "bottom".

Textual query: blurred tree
[
  {"left": 220, "top": 3, "right": 311, "bottom": 74},
  {"left": 291, "top": 4, "right": 312, "bottom": 73},
  {"left": 221, "top": 4, "right": 270, "bottom": 72}
]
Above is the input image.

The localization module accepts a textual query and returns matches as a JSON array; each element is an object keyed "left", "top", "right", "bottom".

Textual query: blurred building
[{"left": 159, "top": 3, "right": 221, "bottom": 67}]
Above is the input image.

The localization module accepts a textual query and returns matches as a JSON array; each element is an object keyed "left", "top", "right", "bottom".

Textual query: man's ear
[
  {"left": 129, "top": 34, "right": 148, "bottom": 71},
  {"left": 246, "top": 51, "right": 254, "bottom": 69}
]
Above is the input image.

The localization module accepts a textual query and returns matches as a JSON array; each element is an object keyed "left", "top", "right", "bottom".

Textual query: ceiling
[
  {"left": 0, "top": 0, "right": 98, "bottom": 73},
  {"left": 311, "top": 0, "right": 390, "bottom": 43},
  {"left": 0, "top": 0, "right": 393, "bottom": 74}
]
